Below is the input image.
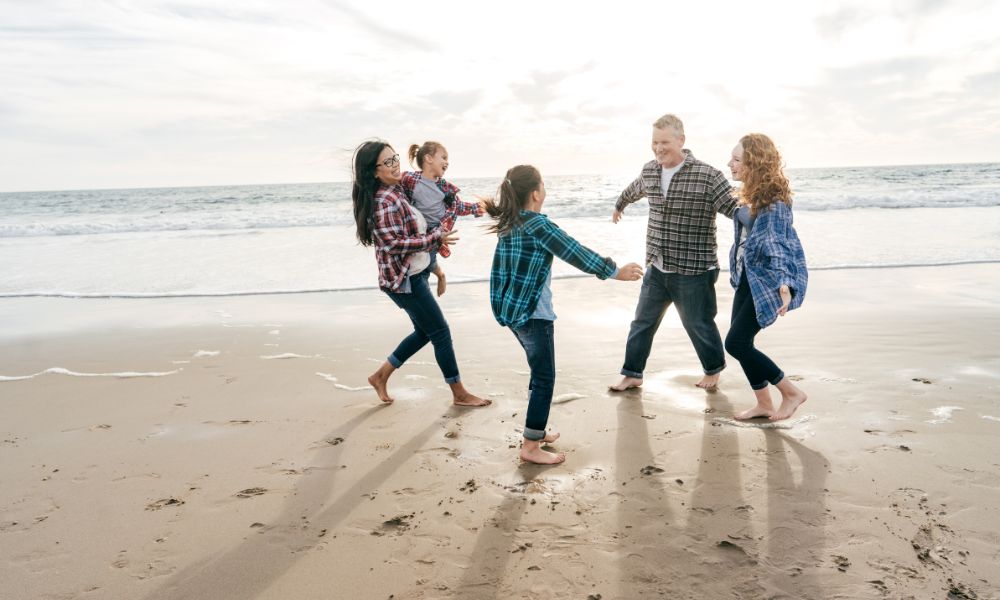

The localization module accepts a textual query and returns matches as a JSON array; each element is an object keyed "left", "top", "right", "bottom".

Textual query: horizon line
[{"left": 2, "top": 159, "right": 997, "bottom": 195}]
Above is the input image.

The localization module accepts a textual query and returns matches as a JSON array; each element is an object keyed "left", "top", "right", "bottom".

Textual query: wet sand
[{"left": 1, "top": 264, "right": 998, "bottom": 599}]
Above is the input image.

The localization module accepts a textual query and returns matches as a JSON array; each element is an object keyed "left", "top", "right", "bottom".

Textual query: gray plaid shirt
[{"left": 615, "top": 150, "right": 737, "bottom": 275}]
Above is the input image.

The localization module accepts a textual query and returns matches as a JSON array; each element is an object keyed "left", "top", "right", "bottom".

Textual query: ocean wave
[
  {"left": 0, "top": 367, "right": 182, "bottom": 381},
  {"left": 0, "top": 216, "right": 351, "bottom": 238},
  {"left": 2, "top": 188, "right": 999, "bottom": 237}
]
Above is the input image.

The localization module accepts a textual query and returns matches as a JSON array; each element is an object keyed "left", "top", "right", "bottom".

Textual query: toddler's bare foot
[
  {"left": 367, "top": 372, "right": 393, "bottom": 404},
  {"left": 453, "top": 393, "right": 491, "bottom": 407},
  {"left": 735, "top": 404, "right": 774, "bottom": 420},
  {"left": 696, "top": 373, "right": 720, "bottom": 390},
  {"left": 609, "top": 376, "right": 643, "bottom": 392},
  {"left": 770, "top": 389, "right": 807, "bottom": 421}
]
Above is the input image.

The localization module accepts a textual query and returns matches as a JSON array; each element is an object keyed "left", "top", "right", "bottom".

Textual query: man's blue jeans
[
  {"left": 620, "top": 268, "right": 726, "bottom": 379},
  {"left": 384, "top": 270, "right": 460, "bottom": 384},
  {"left": 510, "top": 319, "right": 555, "bottom": 441}
]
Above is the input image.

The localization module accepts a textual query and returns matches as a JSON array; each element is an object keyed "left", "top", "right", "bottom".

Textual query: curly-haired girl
[{"left": 725, "top": 134, "right": 809, "bottom": 421}]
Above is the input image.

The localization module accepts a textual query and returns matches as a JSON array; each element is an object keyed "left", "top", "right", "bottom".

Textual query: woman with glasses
[{"left": 351, "top": 139, "right": 491, "bottom": 407}]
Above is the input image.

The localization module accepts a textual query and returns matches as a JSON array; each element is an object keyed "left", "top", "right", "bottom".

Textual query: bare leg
[
  {"left": 696, "top": 373, "right": 720, "bottom": 390},
  {"left": 735, "top": 386, "right": 775, "bottom": 420},
  {"left": 770, "top": 378, "right": 808, "bottom": 421},
  {"left": 367, "top": 361, "right": 396, "bottom": 404},
  {"left": 434, "top": 265, "right": 447, "bottom": 297},
  {"left": 449, "top": 381, "right": 492, "bottom": 407},
  {"left": 609, "top": 376, "right": 643, "bottom": 392},
  {"left": 520, "top": 436, "right": 565, "bottom": 464}
]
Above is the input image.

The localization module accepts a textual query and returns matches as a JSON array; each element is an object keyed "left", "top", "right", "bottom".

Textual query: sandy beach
[{"left": 2, "top": 264, "right": 999, "bottom": 599}]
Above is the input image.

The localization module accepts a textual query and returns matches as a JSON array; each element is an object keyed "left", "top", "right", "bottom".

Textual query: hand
[
  {"left": 777, "top": 285, "right": 791, "bottom": 316},
  {"left": 436, "top": 270, "right": 447, "bottom": 297},
  {"left": 612, "top": 209, "right": 623, "bottom": 224},
  {"left": 476, "top": 196, "right": 488, "bottom": 214},
  {"left": 614, "top": 262, "right": 644, "bottom": 281},
  {"left": 441, "top": 228, "right": 459, "bottom": 246}
]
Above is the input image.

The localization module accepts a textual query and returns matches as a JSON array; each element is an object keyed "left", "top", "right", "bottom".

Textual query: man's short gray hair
[{"left": 652, "top": 114, "right": 684, "bottom": 137}]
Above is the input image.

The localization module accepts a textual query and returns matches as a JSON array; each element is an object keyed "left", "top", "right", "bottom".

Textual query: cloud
[
  {"left": 419, "top": 90, "right": 484, "bottom": 117},
  {"left": 158, "top": 3, "right": 279, "bottom": 24},
  {"left": 325, "top": 1, "right": 436, "bottom": 52},
  {"left": 509, "top": 63, "right": 598, "bottom": 112},
  {"left": 815, "top": 6, "right": 872, "bottom": 39}
]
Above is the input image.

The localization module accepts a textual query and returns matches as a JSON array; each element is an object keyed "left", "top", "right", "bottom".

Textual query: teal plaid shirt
[{"left": 490, "top": 210, "right": 617, "bottom": 329}]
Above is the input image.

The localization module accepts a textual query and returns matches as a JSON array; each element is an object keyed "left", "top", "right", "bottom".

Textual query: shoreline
[
  {"left": 4, "top": 258, "right": 1000, "bottom": 301},
  {"left": 2, "top": 263, "right": 999, "bottom": 599}
]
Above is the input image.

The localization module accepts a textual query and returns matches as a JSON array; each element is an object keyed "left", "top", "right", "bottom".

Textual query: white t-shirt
[
  {"left": 660, "top": 161, "right": 684, "bottom": 193},
  {"left": 652, "top": 161, "right": 688, "bottom": 274}
]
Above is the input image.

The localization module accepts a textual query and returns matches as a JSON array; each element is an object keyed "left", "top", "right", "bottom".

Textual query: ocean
[{"left": 2, "top": 162, "right": 999, "bottom": 298}]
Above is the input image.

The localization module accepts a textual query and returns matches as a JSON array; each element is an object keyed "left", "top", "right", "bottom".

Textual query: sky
[{"left": 1, "top": 0, "right": 998, "bottom": 192}]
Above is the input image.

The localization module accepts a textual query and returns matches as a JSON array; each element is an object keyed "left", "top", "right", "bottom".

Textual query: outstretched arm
[
  {"left": 612, "top": 174, "right": 647, "bottom": 223},
  {"left": 527, "top": 216, "right": 617, "bottom": 279}
]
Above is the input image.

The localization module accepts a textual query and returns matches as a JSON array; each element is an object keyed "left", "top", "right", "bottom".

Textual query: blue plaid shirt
[
  {"left": 491, "top": 210, "right": 617, "bottom": 329},
  {"left": 729, "top": 201, "right": 808, "bottom": 328}
]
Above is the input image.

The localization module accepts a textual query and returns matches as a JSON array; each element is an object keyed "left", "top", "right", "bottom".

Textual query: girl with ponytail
[
  {"left": 400, "top": 141, "right": 485, "bottom": 297},
  {"left": 486, "top": 165, "right": 644, "bottom": 464}
]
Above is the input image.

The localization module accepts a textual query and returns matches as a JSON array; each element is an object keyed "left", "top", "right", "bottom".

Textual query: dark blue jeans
[
  {"left": 725, "top": 273, "right": 784, "bottom": 390},
  {"left": 620, "top": 268, "right": 726, "bottom": 379},
  {"left": 383, "top": 270, "right": 460, "bottom": 384},
  {"left": 510, "top": 319, "right": 555, "bottom": 441}
]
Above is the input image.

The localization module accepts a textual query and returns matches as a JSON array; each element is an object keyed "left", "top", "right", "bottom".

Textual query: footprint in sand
[
  {"left": 146, "top": 498, "right": 184, "bottom": 511},
  {"left": 235, "top": 487, "right": 267, "bottom": 498}
]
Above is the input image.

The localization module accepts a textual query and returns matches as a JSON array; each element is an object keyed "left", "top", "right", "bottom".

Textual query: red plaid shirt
[
  {"left": 400, "top": 171, "right": 482, "bottom": 257},
  {"left": 370, "top": 183, "right": 442, "bottom": 292}
]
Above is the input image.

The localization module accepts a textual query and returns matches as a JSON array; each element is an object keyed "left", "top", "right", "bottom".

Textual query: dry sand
[{"left": 1, "top": 264, "right": 999, "bottom": 599}]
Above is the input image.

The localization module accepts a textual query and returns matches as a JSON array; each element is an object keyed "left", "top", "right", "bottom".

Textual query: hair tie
[{"left": 505, "top": 179, "right": 512, "bottom": 185}]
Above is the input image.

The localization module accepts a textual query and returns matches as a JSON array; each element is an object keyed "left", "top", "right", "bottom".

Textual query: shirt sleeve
[
  {"left": 710, "top": 172, "right": 738, "bottom": 218},
  {"left": 614, "top": 173, "right": 647, "bottom": 213},
  {"left": 527, "top": 216, "right": 617, "bottom": 279},
  {"left": 372, "top": 192, "right": 441, "bottom": 255},
  {"left": 399, "top": 172, "right": 418, "bottom": 198},
  {"left": 759, "top": 206, "right": 797, "bottom": 290},
  {"left": 451, "top": 196, "right": 482, "bottom": 217}
]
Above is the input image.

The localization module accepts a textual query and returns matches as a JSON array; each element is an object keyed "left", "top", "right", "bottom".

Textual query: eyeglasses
[{"left": 379, "top": 154, "right": 400, "bottom": 169}]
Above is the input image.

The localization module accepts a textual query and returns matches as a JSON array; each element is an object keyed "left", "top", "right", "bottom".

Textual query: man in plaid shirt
[{"left": 609, "top": 114, "right": 738, "bottom": 392}]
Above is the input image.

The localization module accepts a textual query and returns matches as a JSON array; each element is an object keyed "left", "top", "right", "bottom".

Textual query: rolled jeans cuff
[
  {"left": 444, "top": 374, "right": 461, "bottom": 385},
  {"left": 620, "top": 368, "right": 643, "bottom": 379},
  {"left": 387, "top": 354, "right": 403, "bottom": 369},
  {"left": 750, "top": 371, "right": 784, "bottom": 391},
  {"left": 704, "top": 363, "right": 726, "bottom": 376},
  {"left": 522, "top": 427, "right": 546, "bottom": 441}
]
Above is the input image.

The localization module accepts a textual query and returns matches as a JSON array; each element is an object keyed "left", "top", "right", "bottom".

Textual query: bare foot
[
  {"left": 542, "top": 431, "right": 560, "bottom": 444},
  {"left": 696, "top": 373, "right": 720, "bottom": 390},
  {"left": 770, "top": 389, "right": 807, "bottom": 421},
  {"left": 367, "top": 372, "right": 394, "bottom": 404},
  {"left": 609, "top": 376, "right": 643, "bottom": 392},
  {"left": 520, "top": 440, "right": 565, "bottom": 465},
  {"left": 453, "top": 393, "right": 492, "bottom": 407},
  {"left": 735, "top": 404, "right": 774, "bottom": 420}
]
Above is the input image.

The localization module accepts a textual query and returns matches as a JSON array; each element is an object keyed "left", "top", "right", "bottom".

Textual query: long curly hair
[
  {"left": 737, "top": 133, "right": 792, "bottom": 215},
  {"left": 351, "top": 139, "right": 391, "bottom": 247}
]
